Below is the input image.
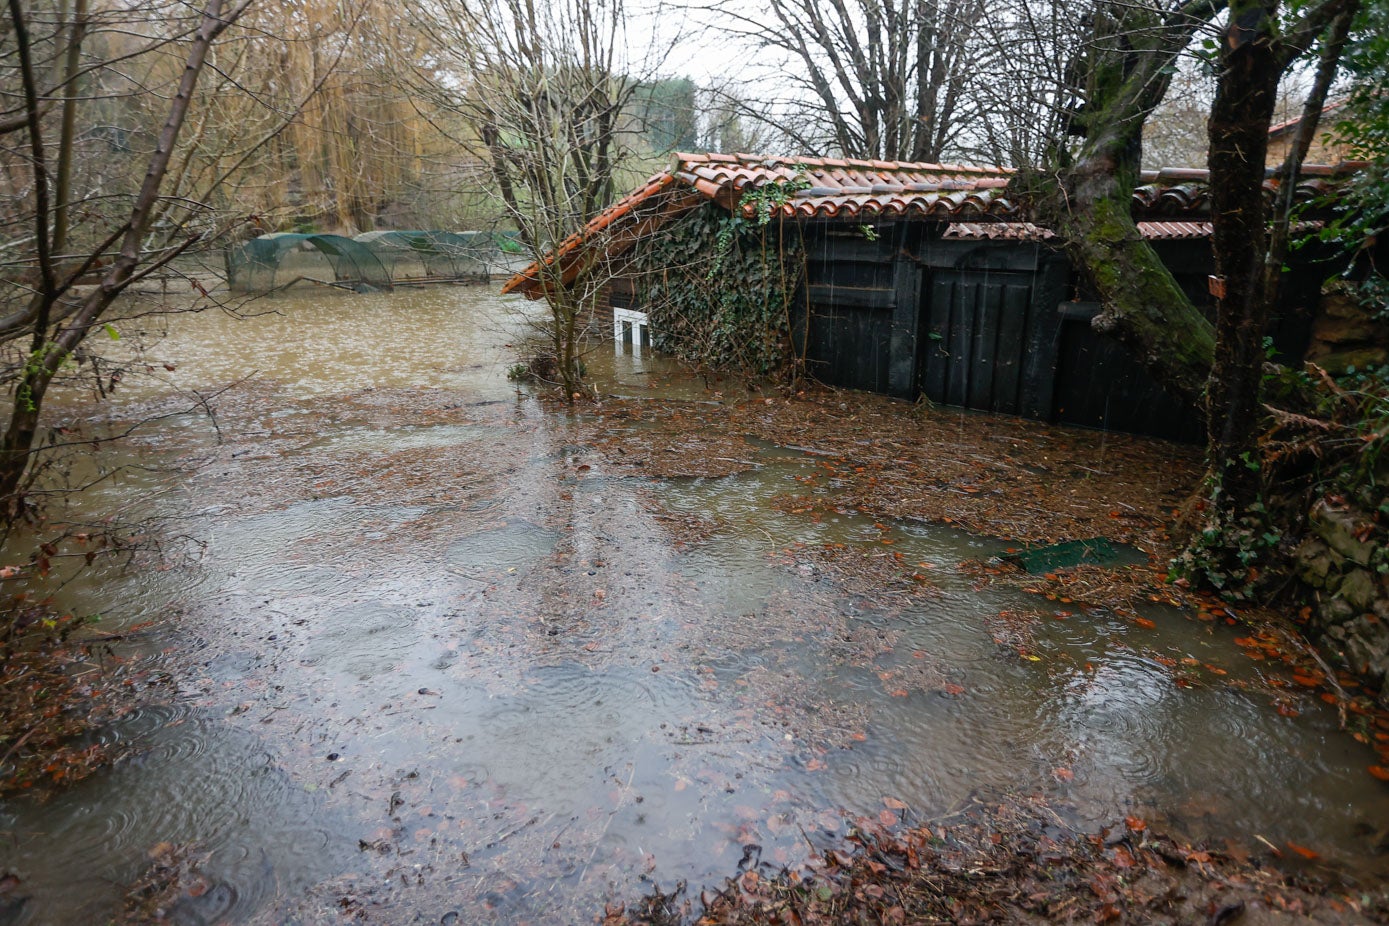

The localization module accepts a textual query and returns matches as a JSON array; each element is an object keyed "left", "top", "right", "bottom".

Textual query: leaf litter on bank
[
  {"left": 0, "top": 630, "right": 163, "bottom": 798},
  {"left": 576, "top": 389, "right": 1198, "bottom": 619},
  {"left": 609, "top": 798, "right": 1389, "bottom": 925},
  {"left": 576, "top": 389, "right": 1200, "bottom": 546}
]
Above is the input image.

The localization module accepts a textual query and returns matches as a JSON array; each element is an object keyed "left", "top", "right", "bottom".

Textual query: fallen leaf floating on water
[
  {"left": 1368, "top": 765, "right": 1389, "bottom": 781},
  {"left": 1285, "top": 841, "right": 1320, "bottom": 861}
]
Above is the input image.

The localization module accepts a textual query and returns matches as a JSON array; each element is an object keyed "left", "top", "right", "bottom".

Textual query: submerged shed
[{"left": 505, "top": 153, "right": 1360, "bottom": 440}]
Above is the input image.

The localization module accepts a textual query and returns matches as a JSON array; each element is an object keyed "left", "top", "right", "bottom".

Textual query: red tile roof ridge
[
  {"left": 671, "top": 152, "right": 1012, "bottom": 176},
  {"left": 943, "top": 220, "right": 1236, "bottom": 241},
  {"left": 1268, "top": 99, "right": 1346, "bottom": 137},
  {"left": 501, "top": 171, "right": 680, "bottom": 294}
]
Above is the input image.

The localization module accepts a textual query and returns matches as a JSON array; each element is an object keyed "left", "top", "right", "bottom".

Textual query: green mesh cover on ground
[{"left": 1003, "top": 538, "right": 1120, "bottom": 573}]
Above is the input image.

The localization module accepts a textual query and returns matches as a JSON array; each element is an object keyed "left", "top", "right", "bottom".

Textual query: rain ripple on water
[{"left": 0, "top": 704, "right": 350, "bottom": 924}]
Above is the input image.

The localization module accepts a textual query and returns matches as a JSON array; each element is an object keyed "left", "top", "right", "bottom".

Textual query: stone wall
[
  {"left": 1290, "top": 288, "right": 1389, "bottom": 704},
  {"left": 1295, "top": 500, "right": 1389, "bottom": 704},
  {"left": 1304, "top": 288, "right": 1388, "bottom": 374}
]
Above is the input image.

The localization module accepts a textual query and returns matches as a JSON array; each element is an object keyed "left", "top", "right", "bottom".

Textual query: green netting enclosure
[
  {"left": 354, "top": 231, "right": 494, "bottom": 284},
  {"left": 226, "top": 230, "right": 527, "bottom": 293},
  {"left": 226, "top": 234, "right": 393, "bottom": 293}
]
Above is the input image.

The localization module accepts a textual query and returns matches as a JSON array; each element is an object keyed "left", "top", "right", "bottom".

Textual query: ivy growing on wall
[{"left": 631, "top": 193, "right": 807, "bottom": 379}]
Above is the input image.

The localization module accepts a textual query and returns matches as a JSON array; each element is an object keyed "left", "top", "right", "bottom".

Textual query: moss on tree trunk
[
  {"left": 1020, "top": 3, "right": 1221, "bottom": 410},
  {"left": 1044, "top": 185, "right": 1215, "bottom": 407}
]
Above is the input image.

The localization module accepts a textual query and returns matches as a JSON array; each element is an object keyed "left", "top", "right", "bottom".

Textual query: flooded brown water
[{"left": 1, "top": 284, "right": 1387, "bottom": 924}]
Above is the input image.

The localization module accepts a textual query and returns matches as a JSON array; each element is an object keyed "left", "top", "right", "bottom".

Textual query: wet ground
[{"left": 1, "top": 285, "right": 1387, "bottom": 924}]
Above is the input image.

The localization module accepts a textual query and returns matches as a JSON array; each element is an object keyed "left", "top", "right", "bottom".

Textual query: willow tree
[
  {"left": 0, "top": 0, "right": 253, "bottom": 518},
  {"left": 163, "top": 0, "right": 451, "bottom": 234}
]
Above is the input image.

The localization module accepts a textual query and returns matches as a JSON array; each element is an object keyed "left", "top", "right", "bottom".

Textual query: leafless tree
[
  {"left": 953, "top": 0, "right": 1089, "bottom": 166},
  {"left": 693, "top": 83, "right": 790, "bottom": 156},
  {"left": 0, "top": 0, "right": 256, "bottom": 521},
  {"left": 1142, "top": 56, "right": 1217, "bottom": 168},
  {"left": 705, "top": 0, "right": 988, "bottom": 161},
  {"left": 409, "top": 0, "right": 679, "bottom": 399}
]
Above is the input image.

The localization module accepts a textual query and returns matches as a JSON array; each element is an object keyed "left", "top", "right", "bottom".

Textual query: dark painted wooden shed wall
[
  {"left": 615, "top": 218, "right": 1326, "bottom": 442},
  {"left": 794, "top": 222, "right": 1307, "bottom": 442}
]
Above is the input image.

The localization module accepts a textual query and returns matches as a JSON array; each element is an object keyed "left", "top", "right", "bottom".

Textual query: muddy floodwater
[{"left": 2, "top": 285, "right": 1387, "bottom": 923}]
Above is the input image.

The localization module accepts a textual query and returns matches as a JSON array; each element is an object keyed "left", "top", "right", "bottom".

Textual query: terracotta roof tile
[
  {"left": 1268, "top": 101, "right": 1346, "bottom": 138},
  {"left": 944, "top": 219, "right": 1324, "bottom": 242},
  {"left": 1137, "top": 221, "right": 1212, "bottom": 240},
  {"left": 944, "top": 222, "right": 1056, "bottom": 241},
  {"left": 503, "top": 153, "right": 1364, "bottom": 297}
]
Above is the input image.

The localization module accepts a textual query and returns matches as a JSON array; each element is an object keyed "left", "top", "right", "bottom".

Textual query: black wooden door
[{"left": 919, "top": 269, "right": 1040, "bottom": 415}]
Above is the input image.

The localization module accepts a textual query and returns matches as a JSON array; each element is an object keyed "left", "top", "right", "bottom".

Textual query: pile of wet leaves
[
  {"left": 110, "top": 841, "right": 239, "bottom": 925},
  {"left": 0, "top": 623, "right": 157, "bottom": 796},
  {"left": 577, "top": 388, "right": 1201, "bottom": 621},
  {"left": 609, "top": 799, "right": 1389, "bottom": 925},
  {"left": 580, "top": 389, "right": 1201, "bottom": 548}
]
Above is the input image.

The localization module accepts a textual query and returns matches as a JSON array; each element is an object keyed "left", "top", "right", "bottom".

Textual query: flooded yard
[{"left": 1, "top": 285, "right": 1387, "bottom": 923}]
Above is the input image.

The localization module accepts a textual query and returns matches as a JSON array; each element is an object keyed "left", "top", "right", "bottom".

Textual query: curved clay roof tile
[{"left": 506, "top": 151, "right": 1361, "bottom": 297}]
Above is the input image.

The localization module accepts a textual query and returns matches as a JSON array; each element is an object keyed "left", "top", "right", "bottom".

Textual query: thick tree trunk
[
  {"left": 1205, "top": 0, "right": 1356, "bottom": 508},
  {"left": 0, "top": 393, "right": 44, "bottom": 523},
  {"left": 1188, "top": 0, "right": 1357, "bottom": 591},
  {"left": 1023, "top": 2, "right": 1223, "bottom": 410},
  {"left": 1041, "top": 170, "right": 1215, "bottom": 406},
  {"left": 1029, "top": 122, "right": 1216, "bottom": 408},
  {"left": 1205, "top": 14, "right": 1281, "bottom": 515}
]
